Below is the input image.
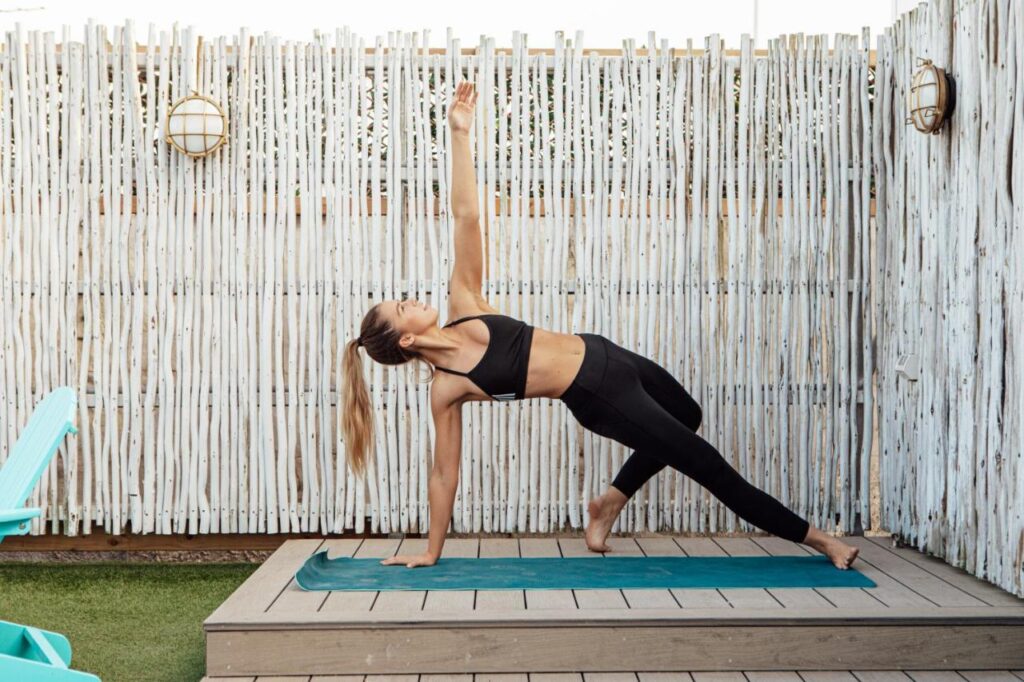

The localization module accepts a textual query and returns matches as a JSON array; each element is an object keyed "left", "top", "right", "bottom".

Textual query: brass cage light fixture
[
  {"left": 906, "top": 56, "right": 956, "bottom": 134},
  {"left": 164, "top": 35, "right": 229, "bottom": 158}
]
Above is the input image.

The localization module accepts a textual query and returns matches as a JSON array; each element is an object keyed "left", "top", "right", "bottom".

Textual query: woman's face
[{"left": 387, "top": 297, "right": 438, "bottom": 348}]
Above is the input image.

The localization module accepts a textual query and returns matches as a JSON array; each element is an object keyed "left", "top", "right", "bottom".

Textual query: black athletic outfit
[{"left": 435, "top": 315, "right": 811, "bottom": 544}]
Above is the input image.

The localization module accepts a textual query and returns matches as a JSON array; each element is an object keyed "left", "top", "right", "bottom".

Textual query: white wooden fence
[
  {"left": 0, "top": 15, "right": 910, "bottom": 584},
  {"left": 874, "top": 0, "right": 1023, "bottom": 597}
]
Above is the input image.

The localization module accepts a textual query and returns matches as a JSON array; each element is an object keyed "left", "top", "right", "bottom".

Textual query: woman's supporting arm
[{"left": 426, "top": 396, "right": 463, "bottom": 561}]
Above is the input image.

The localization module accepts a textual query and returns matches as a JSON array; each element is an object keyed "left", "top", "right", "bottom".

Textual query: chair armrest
[{"left": 0, "top": 507, "right": 42, "bottom": 524}]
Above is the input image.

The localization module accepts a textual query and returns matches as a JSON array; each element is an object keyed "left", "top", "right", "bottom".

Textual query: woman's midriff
[{"left": 523, "top": 328, "right": 587, "bottom": 400}]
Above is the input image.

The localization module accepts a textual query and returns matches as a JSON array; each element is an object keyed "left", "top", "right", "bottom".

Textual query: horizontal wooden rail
[
  {"left": 3, "top": 44, "right": 877, "bottom": 68},
  {"left": 26, "top": 195, "right": 875, "bottom": 218},
  {"left": 4, "top": 385, "right": 869, "bottom": 408}
]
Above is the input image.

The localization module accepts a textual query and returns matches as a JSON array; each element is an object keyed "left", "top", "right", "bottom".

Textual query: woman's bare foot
[
  {"left": 585, "top": 487, "right": 628, "bottom": 552},
  {"left": 802, "top": 525, "right": 860, "bottom": 569}
]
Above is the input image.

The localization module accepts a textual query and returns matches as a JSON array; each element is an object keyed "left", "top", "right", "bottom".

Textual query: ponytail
[{"left": 342, "top": 336, "right": 374, "bottom": 479}]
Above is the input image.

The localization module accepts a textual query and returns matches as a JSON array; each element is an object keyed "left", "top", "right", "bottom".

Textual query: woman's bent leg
[{"left": 611, "top": 352, "right": 704, "bottom": 498}]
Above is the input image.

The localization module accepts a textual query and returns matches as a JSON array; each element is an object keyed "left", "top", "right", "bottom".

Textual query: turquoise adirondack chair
[{"left": 0, "top": 386, "right": 101, "bottom": 681}]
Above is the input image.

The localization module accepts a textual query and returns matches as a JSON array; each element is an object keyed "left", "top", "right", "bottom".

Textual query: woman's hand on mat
[
  {"left": 447, "top": 81, "right": 477, "bottom": 133},
  {"left": 380, "top": 552, "right": 438, "bottom": 568}
]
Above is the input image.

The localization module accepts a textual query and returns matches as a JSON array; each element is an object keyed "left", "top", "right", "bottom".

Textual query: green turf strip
[{"left": 0, "top": 562, "right": 259, "bottom": 682}]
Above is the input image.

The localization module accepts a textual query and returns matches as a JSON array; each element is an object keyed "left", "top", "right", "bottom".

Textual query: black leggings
[{"left": 559, "top": 333, "right": 810, "bottom": 544}]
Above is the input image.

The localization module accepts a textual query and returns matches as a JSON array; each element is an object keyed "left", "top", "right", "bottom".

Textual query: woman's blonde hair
[{"left": 342, "top": 302, "right": 434, "bottom": 478}]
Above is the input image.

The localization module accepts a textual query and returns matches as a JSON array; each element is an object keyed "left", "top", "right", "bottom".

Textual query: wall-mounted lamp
[
  {"left": 163, "top": 35, "right": 229, "bottom": 158},
  {"left": 906, "top": 57, "right": 956, "bottom": 134},
  {"left": 165, "top": 92, "right": 228, "bottom": 158}
]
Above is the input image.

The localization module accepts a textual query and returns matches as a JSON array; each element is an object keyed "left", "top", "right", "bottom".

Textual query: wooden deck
[{"left": 203, "top": 535, "right": 1024, "bottom": 678}]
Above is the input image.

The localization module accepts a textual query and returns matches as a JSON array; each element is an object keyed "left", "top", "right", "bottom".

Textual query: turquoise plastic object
[
  {"left": 0, "top": 387, "right": 78, "bottom": 541},
  {"left": 0, "top": 387, "right": 100, "bottom": 681},
  {"left": 295, "top": 551, "right": 877, "bottom": 591},
  {"left": 0, "top": 622, "right": 99, "bottom": 681}
]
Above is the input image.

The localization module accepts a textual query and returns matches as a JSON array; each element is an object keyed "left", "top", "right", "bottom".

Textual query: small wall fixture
[
  {"left": 906, "top": 57, "right": 956, "bottom": 134},
  {"left": 163, "top": 35, "right": 228, "bottom": 158},
  {"left": 165, "top": 92, "right": 228, "bottom": 157}
]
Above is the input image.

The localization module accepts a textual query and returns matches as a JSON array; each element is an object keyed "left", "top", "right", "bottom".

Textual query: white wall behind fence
[
  {"left": 874, "top": 0, "right": 1023, "bottom": 597},
  {"left": 0, "top": 23, "right": 877, "bottom": 546}
]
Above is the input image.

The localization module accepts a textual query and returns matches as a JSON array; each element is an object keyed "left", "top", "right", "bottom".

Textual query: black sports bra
[{"left": 434, "top": 314, "right": 536, "bottom": 401}]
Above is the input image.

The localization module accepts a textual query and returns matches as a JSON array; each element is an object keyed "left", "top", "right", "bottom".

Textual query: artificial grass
[{"left": 0, "top": 561, "right": 260, "bottom": 682}]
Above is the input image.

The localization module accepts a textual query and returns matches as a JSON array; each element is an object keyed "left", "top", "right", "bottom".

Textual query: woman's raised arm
[{"left": 447, "top": 81, "right": 484, "bottom": 298}]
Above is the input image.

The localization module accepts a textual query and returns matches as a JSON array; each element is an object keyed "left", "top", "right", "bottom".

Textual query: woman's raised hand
[{"left": 447, "top": 81, "right": 477, "bottom": 133}]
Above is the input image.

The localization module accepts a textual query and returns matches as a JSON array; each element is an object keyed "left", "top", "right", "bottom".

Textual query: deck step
[{"left": 203, "top": 537, "right": 1024, "bottom": 677}]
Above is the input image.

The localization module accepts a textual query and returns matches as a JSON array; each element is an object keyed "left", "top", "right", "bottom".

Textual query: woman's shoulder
[{"left": 446, "top": 288, "right": 500, "bottom": 322}]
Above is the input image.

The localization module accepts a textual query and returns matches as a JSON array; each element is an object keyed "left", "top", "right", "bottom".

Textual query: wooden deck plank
[
  {"left": 522, "top": 538, "right": 576, "bottom": 610},
  {"left": 838, "top": 549, "right": 938, "bottom": 609},
  {"left": 635, "top": 536, "right": 693, "bottom": 555},
  {"left": 605, "top": 537, "right": 646, "bottom": 555},
  {"left": 712, "top": 538, "right": 783, "bottom": 610},
  {"left": 363, "top": 676, "right": 417, "bottom": 681},
  {"left": 850, "top": 673, "right": 912, "bottom": 681},
  {"left": 581, "top": 674, "right": 639, "bottom": 681},
  {"left": 744, "top": 673, "right": 803, "bottom": 681},
  {"left": 904, "top": 673, "right": 969, "bottom": 682},
  {"left": 268, "top": 541, "right": 362, "bottom": 615},
  {"left": 622, "top": 589, "right": 681, "bottom": 609},
  {"left": 716, "top": 588, "right": 783, "bottom": 609},
  {"left": 957, "top": 673, "right": 1024, "bottom": 682},
  {"left": 317, "top": 536, "right": 378, "bottom": 610},
  {"left": 866, "top": 536, "right": 1024, "bottom": 606},
  {"left": 218, "top": 604, "right": 1024, "bottom": 626},
  {"left": 675, "top": 537, "right": 727, "bottom": 555},
  {"left": 424, "top": 538, "right": 478, "bottom": 611},
  {"left": 636, "top": 675, "right": 694, "bottom": 682},
  {"left": 797, "top": 674, "right": 858, "bottom": 682},
  {"left": 529, "top": 675, "right": 584, "bottom": 681},
  {"left": 318, "top": 539, "right": 377, "bottom": 613},
  {"left": 802, "top": 536, "right": 888, "bottom": 608},
  {"left": 751, "top": 537, "right": 814, "bottom": 556},
  {"left": 309, "top": 676, "right": 366, "bottom": 681},
  {"left": 756, "top": 535, "right": 836, "bottom": 610},
  {"left": 658, "top": 536, "right": 733, "bottom": 609},
  {"left": 474, "top": 674, "right": 529, "bottom": 681},
  {"left": 574, "top": 588, "right": 628, "bottom": 609},
  {"left": 844, "top": 538, "right": 988, "bottom": 607},
  {"left": 559, "top": 537, "right": 603, "bottom": 557},
  {"left": 690, "top": 673, "right": 746, "bottom": 681},
  {"left": 713, "top": 537, "right": 771, "bottom": 556},
  {"left": 672, "top": 588, "right": 732, "bottom": 608},
  {"left": 476, "top": 538, "right": 524, "bottom": 611},
  {"left": 558, "top": 537, "right": 629, "bottom": 609},
  {"left": 372, "top": 538, "right": 428, "bottom": 612},
  {"left": 420, "top": 676, "right": 473, "bottom": 681},
  {"left": 205, "top": 539, "right": 325, "bottom": 624},
  {"left": 616, "top": 534, "right": 683, "bottom": 609}
]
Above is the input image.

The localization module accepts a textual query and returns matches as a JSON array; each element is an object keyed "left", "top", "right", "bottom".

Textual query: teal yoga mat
[{"left": 295, "top": 551, "right": 876, "bottom": 591}]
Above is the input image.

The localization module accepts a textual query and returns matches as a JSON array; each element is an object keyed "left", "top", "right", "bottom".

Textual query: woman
[{"left": 343, "top": 81, "right": 860, "bottom": 572}]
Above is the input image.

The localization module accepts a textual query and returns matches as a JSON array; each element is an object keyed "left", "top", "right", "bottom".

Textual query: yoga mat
[{"left": 295, "top": 551, "right": 876, "bottom": 591}]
